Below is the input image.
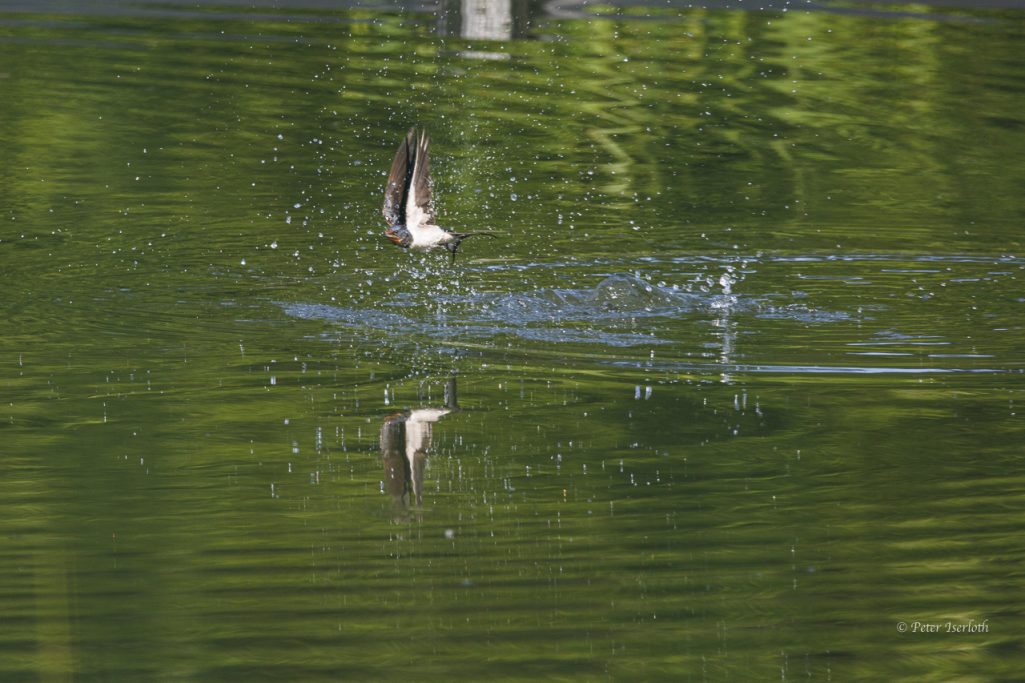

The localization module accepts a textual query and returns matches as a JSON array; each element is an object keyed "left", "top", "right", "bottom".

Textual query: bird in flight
[{"left": 382, "top": 128, "right": 494, "bottom": 262}]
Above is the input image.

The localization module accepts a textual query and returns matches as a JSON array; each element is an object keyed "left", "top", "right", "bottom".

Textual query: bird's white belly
[{"left": 408, "top": 224, "right": 454, "bottom": 250}]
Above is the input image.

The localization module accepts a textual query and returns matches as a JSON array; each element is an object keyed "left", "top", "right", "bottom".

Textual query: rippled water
[{"left": 2, "top": 0, "right": 1025, "bottom": 679}]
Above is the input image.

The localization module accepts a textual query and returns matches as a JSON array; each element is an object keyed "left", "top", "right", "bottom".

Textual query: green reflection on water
[{"left": 1, "top": 2, "right": 1024, "bottom": 680}]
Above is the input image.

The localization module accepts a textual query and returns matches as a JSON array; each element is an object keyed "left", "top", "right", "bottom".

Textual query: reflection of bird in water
[
  {"left": 382, "top": 128, "right": 495, "bottom": 263},
  {"left": 380, "top": 376, "right": 460, "bottom": 515}
]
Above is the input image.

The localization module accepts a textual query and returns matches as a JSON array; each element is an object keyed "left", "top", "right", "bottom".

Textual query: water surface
[{"left": 2, "top": 0, "right": 1024, "bottom": 679}]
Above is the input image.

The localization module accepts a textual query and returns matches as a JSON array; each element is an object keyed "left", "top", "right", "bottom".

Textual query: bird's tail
[{"left": 446, "top": 232, "right": 497, "bottom": 263}]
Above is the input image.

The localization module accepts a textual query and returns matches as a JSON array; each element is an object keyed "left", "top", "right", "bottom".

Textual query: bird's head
[{"left": 384, "top": 226, "right": 412, "bottom": 248}]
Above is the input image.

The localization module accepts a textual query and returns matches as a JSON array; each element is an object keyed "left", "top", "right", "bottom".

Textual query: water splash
[{"left": 280, "top": 267, "right": 843, "bottom": 351}]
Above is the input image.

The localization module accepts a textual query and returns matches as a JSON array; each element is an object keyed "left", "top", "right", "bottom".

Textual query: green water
[{"left": 2, "top": 1, "right": 1025, "bottom": 679}]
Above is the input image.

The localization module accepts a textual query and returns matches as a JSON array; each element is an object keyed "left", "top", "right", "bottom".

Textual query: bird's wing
[
  {"left": 405, "top": 130, "right": 436, "bottom": 230},
  {"left": 382, "top": 128, "right": 415, "bottom": 226}
]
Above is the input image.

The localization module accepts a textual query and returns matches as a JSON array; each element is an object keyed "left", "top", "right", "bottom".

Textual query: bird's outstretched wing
[
  {"left": 382, "top": 128, "right": 436, "bottom": 230},
  {"left": 405, "top": 130, "right": 435, "bottom": 230},
  {"left": 382, "top": 128, "right": 415, "bottom": 227},
  {"left": 405, "top": 129, "right": 434, "bottom": 228}
]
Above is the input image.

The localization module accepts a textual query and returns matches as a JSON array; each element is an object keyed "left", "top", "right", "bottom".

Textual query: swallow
[
  {"left": 382, "top": 128, "right": 495, "bottom": 263},
  {"left": 380, "top": 375, "right": 460, "bottom": 511}
]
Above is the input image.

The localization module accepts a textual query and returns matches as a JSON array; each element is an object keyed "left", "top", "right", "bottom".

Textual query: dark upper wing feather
[{"left": 382, "top": 128, "right": 416, "bottom": 226}]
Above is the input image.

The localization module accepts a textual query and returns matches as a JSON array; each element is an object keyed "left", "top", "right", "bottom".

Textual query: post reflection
[
  {"left": 379, "top": 376, "right": 460, "bottom": 518},
  {"left": 436, "top": 0, "right": 533, "bottom": 41}
]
